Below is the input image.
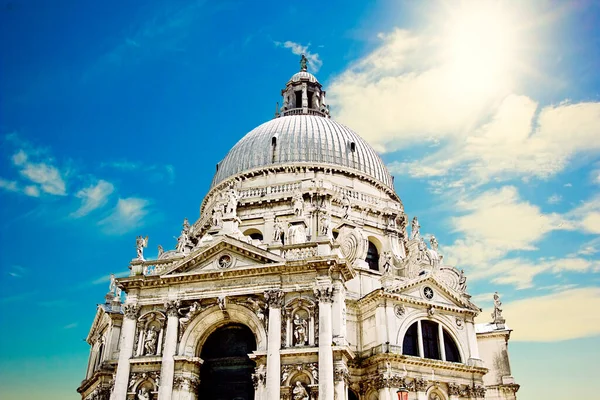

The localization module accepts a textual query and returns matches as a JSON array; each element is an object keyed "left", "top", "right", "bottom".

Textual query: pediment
[
  {"left": 389, "top": 274, "right": 479, "bottom": 312},
  {"left": 162, "top": 235, "right": 284, "bottom": 276}
]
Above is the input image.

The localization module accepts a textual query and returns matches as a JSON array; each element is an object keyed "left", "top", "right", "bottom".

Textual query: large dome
[{"left": 211, "top": 115, "right": 394, "bottom": 188}]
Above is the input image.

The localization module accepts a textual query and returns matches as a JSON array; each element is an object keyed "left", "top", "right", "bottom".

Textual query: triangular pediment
[
  {"left": 388, "top": 273, "right": 480, "bottom": 312},
  {"left": 162, "top": 235, "right": 284, "bottom": 276}
]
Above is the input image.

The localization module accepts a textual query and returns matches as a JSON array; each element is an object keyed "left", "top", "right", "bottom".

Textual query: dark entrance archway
[{"left": 198, "top": 323, "right": 257, "bottom": 400}]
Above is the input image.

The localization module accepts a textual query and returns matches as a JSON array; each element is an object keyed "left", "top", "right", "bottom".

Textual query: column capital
[
  {"left": 314, "top": 286, "right": 334, "bottom": 303},
  {"left": 448, "top": 382, "right": 460, "bottom": 396},
  {"left": 123, "top": 303, "right": 140, "bottom": 320},
  {"left": 264, "top": 289, "right": 285, "bottom": 308},
  {"left": 164, "top": 301, "right": 179, "bottom": 318},
  {"left": 173, "top": 375, "right": 200, "bottom": 393},
  {"left": 413, "top": 377, "right": 428, "bottom": 392}
]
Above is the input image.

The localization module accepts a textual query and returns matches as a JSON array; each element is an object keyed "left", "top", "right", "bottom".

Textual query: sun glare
[{"left": 441, "top": 2, "right": 522, "bottom": 97}]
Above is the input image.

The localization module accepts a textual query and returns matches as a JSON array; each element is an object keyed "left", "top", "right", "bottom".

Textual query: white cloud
[
  {"left": 275, "top": 41, "right": 323, "bottom": 72},
  {"left": 24, "top": 185, "right": 40, "bottom": 197},
  {"left": 101, "top": 161, "right": 175, "bottom": 184},
  {"left": 328, "top": 27, "right": 600, "bottom": 184},
  {"left": 10, "top": 148, "right": 67, "bottom": 196},
  {"left": 0, "top": 178, "right": 19, "bottom": 193},
  {"left": 99, "top": 197, "right": 150, "bottom": 234},
  {"left": 547, "top": 194, "right": 562, "bottom": 204},
  {"left": 71, "top": 180, "right": 115, "bottom": 218},
  {"left": 500, "top": 287, "right": 600, "bottom": 341},
  {"left": 442, "top": 186, "right": 600, "bottom": 288}
]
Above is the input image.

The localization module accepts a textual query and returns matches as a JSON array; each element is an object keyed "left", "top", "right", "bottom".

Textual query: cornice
[{"left": 357, "top": 353, "right": 488, "bottom": 375}]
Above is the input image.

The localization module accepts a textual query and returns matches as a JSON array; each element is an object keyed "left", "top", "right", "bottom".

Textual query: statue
[
  {"left": 458, "top": 269, "right": 467, "bottom": 292},
  {"left": 157, "top": 245, "right": 164, "bottom": 258},
  {"left": 430, "top": 235, "right": 438, "bottom": 251},
  {"left": 143, "top": 327, "right": 158, "bottom": 355},
  {"left": 109, "top": 273, "right": 116, "bottom": 294},
  {"left": 136, "top": 387, "right": 150, "bottom": 400},
  {"left": 293, "top": 314, "right": 308, "bottom": 346},
  {"left": 418, "top": 237, "right": 428, "bottom": 261},
  {"left": 341, "top": 195, "right": 351, "bottom": 219},
  {"left": 309, "top": 363, "right": 318, "bottom": 382},
  {"left": 217, "top": 295, "right": 227, "bottom": 311},
  {"left": 273, "top": 218, "right": 284, "bottom": 243},
  {"left": 319, "top": 212, "right": 331, "bottom": 236},
  {"left": 178, "top": 301, "right": 201, "bottom": 331},
  {"left": 246, "top": 297, "right": 267, "bottom": 325},
  {"left": 382, "top": 251, "right": 393, "bottom": 275},
  {"left": 491, "top": 292, "right": 505, "bottom": 324},
  {"left": 136, "top": 236, "right": 148, "bottom": 260},
  {"left": 299, "top": 54, "right": 308, "bottom": 71},
  {"left": 411, "top": 216, "right": 420, "bottom": 239},
  {"left": 176, "top": 218, "right": 191, "bottom": 253},
  {"left": 312, "top": 91, "right": 320, "bottom": 108},
  {"left": 212, "top": 207, "right": 223, "bottom": 227},
  {"left": 225, "top": 185, "right": 240, "bottom": 216},
  {"left": 292, "top": 191, "right": 304, "bottom": 217},
  {"left": 293, "top": 381, "right": 309, "bottom": 400}
]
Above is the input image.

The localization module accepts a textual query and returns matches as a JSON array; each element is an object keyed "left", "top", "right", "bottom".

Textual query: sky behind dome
[{"left": 1, "top": 0, "right": 600, "bottom": 398}]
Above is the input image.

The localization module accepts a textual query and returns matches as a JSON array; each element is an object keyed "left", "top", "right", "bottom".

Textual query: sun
[{"left": 440, "top": 1, "right": 523, "bottom": 97}]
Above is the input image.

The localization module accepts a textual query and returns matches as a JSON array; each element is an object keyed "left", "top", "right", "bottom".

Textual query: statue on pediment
[
  {"left": 136, "top": 236, "right": 148, "bottom": 260},
  {"left": 411, "top": 216, "right": 420, "bottom": 239}
]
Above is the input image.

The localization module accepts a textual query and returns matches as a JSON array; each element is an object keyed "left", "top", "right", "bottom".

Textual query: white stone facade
[{"left": 78, "top": 58, "right": 519, "bottom": 400}]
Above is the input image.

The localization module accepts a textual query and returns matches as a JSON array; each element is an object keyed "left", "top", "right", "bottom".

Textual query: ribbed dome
[
  {"left": 288, "top": 71, "right": 319, "bottom": 84},
  {"left": 211, "top": 115, "right": 393, "bottom": 188}
]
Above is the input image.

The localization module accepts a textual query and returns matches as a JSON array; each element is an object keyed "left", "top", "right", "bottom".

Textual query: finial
[
  {"left": 300, "top": 54, "right": 308, "bottom": 71},
  {"left": 275, "top": 101, "right": 280, "bottom": 118}
]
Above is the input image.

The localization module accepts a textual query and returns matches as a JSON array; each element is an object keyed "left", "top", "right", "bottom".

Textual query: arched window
[
  {"left": 402, "top": 322, "right": 419, "bottom": 356},
  {"left": 402, "top": 320, "right": 462, "bottom": 363},
  {"left": 444, "top": 329, "right": 461, "bottom": 362},
  {"left": 366, "top": 241, "right": 379, "bottom": 271}
]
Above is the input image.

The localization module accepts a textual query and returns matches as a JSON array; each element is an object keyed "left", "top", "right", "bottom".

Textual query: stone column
[
  {"left": 333, "top": 365, "right": 348, "bottom": 400},
  {"left": 111, "top": 303, "right": 139, "bottom": 400},
  {"left": 417, "top": 320, "right": 425, "bottom": 358},
  {"left": 158, "top": 301, "right": 180, "bottom": 400},
  {"left": 413, "top": 378, "right": 428, "bottom": 400},
  {"left": 331, "top": 279, "right": 346, "bottom": 345},
  {"left": 315, "top": 286, "right": 334, "bottom": 400},
  {"left": 265, "top": 289, "right": 284, "bottom": 400}
]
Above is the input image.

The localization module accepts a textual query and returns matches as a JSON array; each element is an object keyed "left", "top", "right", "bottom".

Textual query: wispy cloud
[
  {"left": 274, "top": 41, "right": 323, "bottom": 72},
  {"left": 99, "top": 197, "right": 151, "bottom": 235},
  {"left": 91, "top": 271, "right": 129, "bottom": 286},
  {"left": 63, "top": 322, "right": 78, "bottom": 330},
  {"left": 7, "top": 265, "right": 27, "bottom": 278},
  {"left": 0, "top": 178, "right": 19, "bottom": 193},
  {"left": 547, "top": 194, "right": 562, "bottom": 204},
  {"left": 12, "top": 149, "right": 67, "bottom": 195},
  {"left": 101, "top": 160, "right": 175, "bottom": 184},
  {"left": 71, "top": 180, "right": 115, "bottom": 218}
]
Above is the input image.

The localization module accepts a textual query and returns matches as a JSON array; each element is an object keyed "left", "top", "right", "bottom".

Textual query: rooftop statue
[
  {"left": 491, "top": 291, "right": 506, "bottom": 325},
  {"left": 411, "top": 216, "right": 420, "bottom": 239},
  {"left": 300, "top": 54, "right": 308, "bottom": 71},
  {"left": 136, "top": 236, "right": 148, "bottom": 260}
]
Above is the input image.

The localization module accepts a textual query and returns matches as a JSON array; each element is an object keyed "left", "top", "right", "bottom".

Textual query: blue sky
[{"left": 1, "top": 0, "right": 599, "bottom": 398}]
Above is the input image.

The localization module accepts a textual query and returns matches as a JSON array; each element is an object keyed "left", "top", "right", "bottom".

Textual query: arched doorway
[{"left": 198, "top": 323, "right": 257, "bottom": 400}]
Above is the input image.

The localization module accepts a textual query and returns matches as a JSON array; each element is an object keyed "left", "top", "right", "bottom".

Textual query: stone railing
[
  {"left": 280, "top": 108, "right": 328, "bottom": 117},
  {"left": 282, "top": 244, "right": 318, "bottom": 261},
  {"left": 358, "top": 343, "right": 403, "bottom": 359}
]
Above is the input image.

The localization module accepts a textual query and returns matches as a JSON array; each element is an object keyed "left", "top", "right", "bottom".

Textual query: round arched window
[{"left": 402, "top": 320, "right": 462, "bottom": 363}]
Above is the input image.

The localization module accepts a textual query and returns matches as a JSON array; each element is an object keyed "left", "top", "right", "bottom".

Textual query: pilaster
[
  {"left": 265, "top": 289, "right": 284, "bottom": 400},
  {"left": 158, "top": 301, "right": 179, "bottom": 400},
  {"left": 315, "top": 286, "right": 334, "bottom": 400},
  {"left": 110, "top": 303, "right": 139, "bottom": 400}
]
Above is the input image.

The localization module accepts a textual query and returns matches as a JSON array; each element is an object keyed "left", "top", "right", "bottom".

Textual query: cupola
[{"left": 277, "top": 54, "right": 330, "bottom": 118}]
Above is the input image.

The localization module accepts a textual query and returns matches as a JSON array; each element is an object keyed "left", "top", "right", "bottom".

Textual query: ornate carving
[
  {"left": 394, "top": 304, "right": 406, "bottom": 318},
  {"left": 338, "top": 229, "right": 366, "bottom": 265},
  {"left": 455, "top": 318, "right": 464, "bottom": 330},
  {"left": 314, "top": 286, "right": 334, "bottom": 303},
  {"left": 340, "top": 194, "right": 351, "bottom": 219},
  {"left": 177, "top": 301, "right": 203, "bottom": 337},
  {"left": 88, "top": 386, "right": 110, "bottom": 400},
  {"left": 283, "top": 246, "right": 316, "bottom": 260},
  {"left": 251, "top": 364, "right": 266, "bottom": 389},
  {"left": 173, "top": 375, "right": 199, "bottom": 392},
  {"left": 287, "top": 222, "right": 307, "bottom": 245},
  {"left": 264, "top": 289, "right": 285, "bottom": 308},
  {"left": 128, "top": 371, "right": 160, "bottom": 390},
  {"left": 448, "top": 382, "right": 461, "bottom": 396},
  {"left": 413, "top": 377, "right": 428, "bottom": 392},
  {"left": 164, "top": 301, "right": 179, "bottom": 318},
  {"left": 333, "top": 366, "right": 350, "bottom": 384},
  {"left": 458, "top": 269, "right": 467, "bottom": 292},
  {"left": 281, "top": 362, "right": 318, "bottom": 385},
  {"left": 243, "top": 296, "right": 268, "bottom": 329},
  {"left": 123, "top": 304, "right": 140, "bottom": 320},
  {"left": 217, "top": 295, "right": 227, "bottom": 311},
  {"left": 292, "top": 381, "right": 309, "bottom": 400}
]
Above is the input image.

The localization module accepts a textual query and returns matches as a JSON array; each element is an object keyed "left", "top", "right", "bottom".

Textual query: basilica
[{"left": 78, "top": 56, "right": 519, "bottom": 400}]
